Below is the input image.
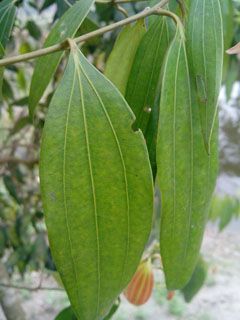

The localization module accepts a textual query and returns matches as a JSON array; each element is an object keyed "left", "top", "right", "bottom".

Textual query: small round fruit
[
  {"left": 124, "top": 259, "right": 154, "bottom": 306},
  {"left": 167, "top": 291, "right": 175, "bottom": 300}
]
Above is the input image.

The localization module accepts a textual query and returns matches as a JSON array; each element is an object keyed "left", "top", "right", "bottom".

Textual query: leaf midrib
[
  {"left": 76, "top": 48, "right": 131, "bottom": 289},
  {"left": 62, "top": 69, "right": 81, "bottom": 308}
]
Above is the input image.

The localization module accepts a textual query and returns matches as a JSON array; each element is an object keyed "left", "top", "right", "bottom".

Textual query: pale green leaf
[
  {"left": 187, "top": 0, "right": 223, "bottom": 153},
  {"left": 157, "top": 30, "right": 218, "bottom": 290},
  {"left": 125, "top": 17, "right": 175, "bottom": 176},
  {"left": 104, "top": 20, "right": 146, "bottom": 95},
  {"left": 29, "top": 0, "right": 94, "bottom": 118},
  {"left": 40, "top": 42, "right": 153, "bottom": 320}
]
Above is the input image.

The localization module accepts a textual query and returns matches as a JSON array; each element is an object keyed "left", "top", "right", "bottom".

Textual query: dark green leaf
[
  {"left": 55, "top": 306, "right": 77, "bottom": 320},
  {"left": 103, "top": 298, "right": 120, "bottom": 320},
  {"left": 0, "top": 0, "right": 16, "bottom": 58},
  {"left": 157, "top": 30, "right": 218, "bottom": 289},
  {"left": 225, "top": 57, "right": 239, "bottom": 100},
  {"left": 187, "top": 0, "right": 223, "bottom": 153},
  {"left": 10, "top": 116, "right": 31, "bottom": 136},
  {"left": 125, "top": 16, "right": 174, "bottom": 176},
  {"left": 220, "top": 0, "right": 234, "bottom": 81},
  {"left": 40, "top": 42, "right": 153, "bottom": 319},
  {"left": 105, "top": 20, "right": 146, "bottom": 95},
  {"left": 26, "top": 20, "right": 42, "bottom": 40},
  {"left": 29, "top": 0, "right": 95, "bottom": 118},
  {"left": 0, "top": 0, "right": 16, "bottom": 97},
  {"left": 0, "top": 67, "right": 3, "bottom": 101},
  {"left": 3, "top": 175, "right": 21, "bottom": 204},
  {"left": 181, "top": 256, "right": 208, "bottom": 303}
]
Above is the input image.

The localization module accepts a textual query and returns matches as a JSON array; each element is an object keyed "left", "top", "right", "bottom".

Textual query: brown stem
[
  {"left": 0, "top": 156, "right": 39, "bottom": 165},
  {"left": 0, "top": 0, "right": 169, "bottom": 67}
]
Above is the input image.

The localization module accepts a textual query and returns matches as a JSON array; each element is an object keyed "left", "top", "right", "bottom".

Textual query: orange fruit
[{"left": 124, "top": 259, "right": 154, "bottom": 306}]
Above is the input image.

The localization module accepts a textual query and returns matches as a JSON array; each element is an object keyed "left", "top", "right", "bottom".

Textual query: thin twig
[
  {"left": 0, "top": 0, "right": 169, "bottom": 67},
  {"left": 114, "top": 3, "right": 129, "bottom": 18},
  {"left": 0, "top": 283, "right": 64, "bottom": 291},
  {"left": 0, "top": 156, "right": 39, "bottom": 165}
]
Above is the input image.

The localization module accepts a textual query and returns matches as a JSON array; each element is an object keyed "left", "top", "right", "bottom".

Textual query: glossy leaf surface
[
  {"left": 187, "top": 0, "right": 223, "bottom": 153},
  {"left": 40, "top": 43, "right": 153, "bottom": 320},
  {"left": 157, "top": 30, "right": 218, "bottom": 290},
  {"left": 29, "top": 0, "right": 94, "bottom": 118},
  {"left": 105, "top": 20, "right": 146, "bottom": 95}
]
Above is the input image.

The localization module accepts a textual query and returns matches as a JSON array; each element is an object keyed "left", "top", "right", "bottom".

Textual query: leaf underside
[{"left": 40, "top": 43, "right": 153, "bottom": 320}]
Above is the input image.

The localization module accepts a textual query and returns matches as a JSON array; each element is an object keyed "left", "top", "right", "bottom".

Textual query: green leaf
[
  {"left": 157, "top": 30, "right": 218, "bottom": 290},
  {"left": 0, "top": 0, "right": 16, "bottom": 58},
  {"left": 125, "top": 17, "right": 174, "bottom": 177},
  {"left": 187, "top": 0, "right": 223, "bottom": 153},
  {"left": 103, "top": 298, "right": 120, "bottom": 320},
  {"left": 40, "top": 42, "right": 153, "bottom": 319},
  {"left": 0, "top": 0, "right": 16, "bottom": 98},
  {"left": 0, "top": 67, "right": 3, "bottom": 101},
  {"left": 29, "top": 0, "right": 95, "bottom": 118},
  {"left": 181, "top": 256, "right": 208, "bottom": 303},
  {"left": 219, "top": 0, "right": 234, "bottom": 81},
  {"left": 3, "top": 175, "right": 21, "bottom": 204},
  {"left": 225, "top": 57, "right": 239, "bottom": 100},
  {"left": 26, "top": 20, "right": 42, "bottom": 40},
  {"left": 105, "top": 20, "right": 146, "bottom": 95},
  {"left": 55, "top": 306, "right": 77, "bottom": 320}
]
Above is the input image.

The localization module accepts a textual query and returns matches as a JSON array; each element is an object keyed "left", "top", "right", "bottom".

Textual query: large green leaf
[
  {"left": 187, "top": 0, "right": 223, "bottom": 153},
  {"left": 40, "top": 42, "right": 153, "bottom": 319},
  {"left": 157, "top": 30, "right": 218, "bottom": 290},
  {"left": 29, "top": 0, "right": 94, "bottom": 118},
  {"left": 181, "top": 256, "right": 208, "bottom": 303},
  {"left": 105, "top": 20, "right": 146, "bottom": 95},
  {"left": 125, "top": 17, "right": 174, "bottom": 176}
]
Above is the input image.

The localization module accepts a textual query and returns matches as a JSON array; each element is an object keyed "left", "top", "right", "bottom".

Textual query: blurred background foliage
[{"left": 0, "top": 0, "right": 239, "bottom": 319}]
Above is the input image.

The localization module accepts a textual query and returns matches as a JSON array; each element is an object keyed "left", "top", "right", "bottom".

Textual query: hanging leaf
[
  {"left": 105, "top": 20, "right": 146, "bottom": 95},
  {"left": 125, "top": 17, "right": 174, "bottom": 177},
  {"left": 181, "top": 256, "right": 208, "bottom": 303},
  {"left": 40, "top": 41, "right": 153, "bottom": 319},
  {"left": 29, "top": 0, "right": 95, "bottom": 118},
  {"left": 157, "top": 29, "right": 218, "bottom": 290},
  {"left": 103, "top": 298, "right": 120, "bottom": 320},
  {"left": 55, "top": 306, "right": 77, "bottom": 320},
  {"left": 219, "top": 0, "right": 234, "bottom": 81},
  {"left": 187, "top": 0, "right": 223, "bottom": 153}
]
